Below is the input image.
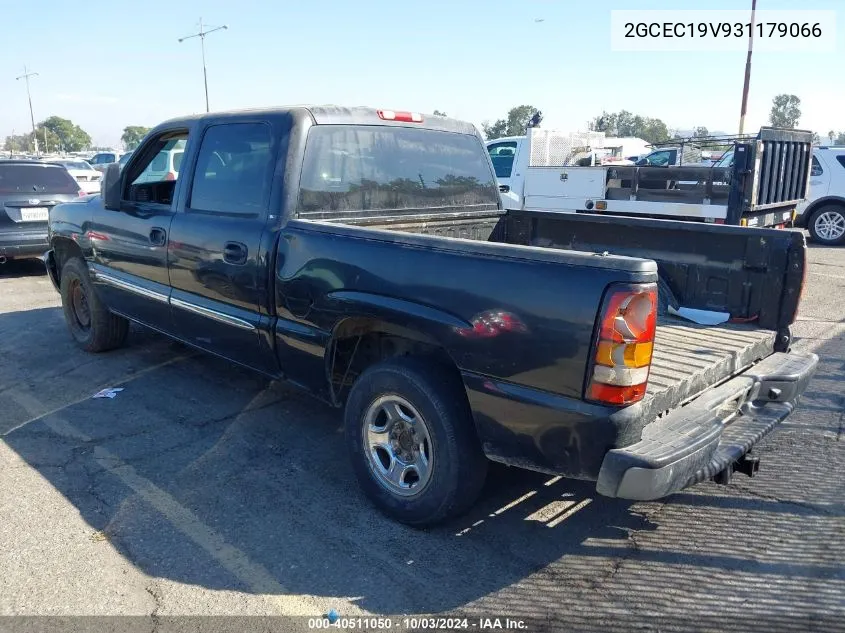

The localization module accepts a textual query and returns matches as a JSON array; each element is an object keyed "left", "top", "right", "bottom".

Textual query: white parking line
[{"left": 5, "top": 388, "right": 364, "bottom": 618}]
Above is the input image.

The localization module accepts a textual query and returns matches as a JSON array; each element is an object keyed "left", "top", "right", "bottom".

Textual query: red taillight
[
  {"left": 377, "top": 109, "right": 423, "bottom": 123},
  {"left": 78, "top": 189, "right": 87, "bottom": 197},
  {"left": 586, "top": 284, "right": 657, "bottom": 406},
  {"left": 164, "top": 171, "right": 176, "bottom": 181}
]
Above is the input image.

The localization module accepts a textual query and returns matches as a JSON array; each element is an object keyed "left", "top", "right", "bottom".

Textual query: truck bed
[
  {"left": 649, "top": 315, "right": 775, "bottom": 412},
  {"left": 309, "top": 207, "right": 803, "bottom": 413}
]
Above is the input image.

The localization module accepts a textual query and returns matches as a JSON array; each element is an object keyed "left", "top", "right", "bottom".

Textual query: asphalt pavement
[{"left": 0, "top": 241, "right": 843, "bottom": 632}]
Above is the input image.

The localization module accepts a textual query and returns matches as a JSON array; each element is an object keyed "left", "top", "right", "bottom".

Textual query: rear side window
[
  {"left": 0, "top": 164, "right": 79, "bottom": 194},
  {"left": 836, "top": 155, "right": 845, "bottom": 170},
  {"left": 298, "top": 126, "right": 499, "bottom": 216},
  {"left": 189, "top": 122, "right": 275, "bottom": 215},
  {"left": 488, "top": 141, "right": 517, "bottom": 178},
  {"left": 811, "top": 156, "right": 823, "bottom": 176}
]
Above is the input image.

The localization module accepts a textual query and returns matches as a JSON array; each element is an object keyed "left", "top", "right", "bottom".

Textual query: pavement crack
[
  {"left": 731, "top": 485, "right": 841, "bottom": 517},
  {"left": 145, "top": 582, "right": 163, "bottom": 632}
]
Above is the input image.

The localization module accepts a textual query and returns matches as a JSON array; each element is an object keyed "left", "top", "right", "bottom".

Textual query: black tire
[
  {"left": 807, "top": 204, "right": 845, "bottom": 246},
  {"left": 60, "top": 258, "right": 129, "bottom": 352},
  {"left": 344, "top": 357, "right": 488, "bottom": 527}
]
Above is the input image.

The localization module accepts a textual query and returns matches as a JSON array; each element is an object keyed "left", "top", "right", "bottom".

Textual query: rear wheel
[
  {"left": 60, "top": 258, "right": 129, "bottom": 352},
  {"left": 808, "top": 205, "right": 845, "bottom": 246},
  {"left": 344, "top": 357, "right": 488, "bottom": 526}
]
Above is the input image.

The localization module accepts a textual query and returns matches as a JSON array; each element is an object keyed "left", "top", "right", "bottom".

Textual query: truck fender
[{"left": 325, "top": 291, "right": 472, "bottom": 404}]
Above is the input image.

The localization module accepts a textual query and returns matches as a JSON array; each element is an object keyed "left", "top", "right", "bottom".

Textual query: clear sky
[{"left": 1, "top": 0, "right": 842, "bottom": 148}]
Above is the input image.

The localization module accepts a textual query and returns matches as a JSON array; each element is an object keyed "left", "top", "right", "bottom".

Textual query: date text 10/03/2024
[{"left": 308, "top": 616, "right": 529, "bottom": 630}]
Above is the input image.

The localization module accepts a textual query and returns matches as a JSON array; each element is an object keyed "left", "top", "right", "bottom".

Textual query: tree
[
  {"left": 837, "top": 132, "right": 845, "bottom": 145},
  {"left": 693, "top": 126, "right": 709, "bottom": 138},
  {"left": 3, "top": 134, "right": 31, "bottom": 153},
  {"left": 432, "top": 110, "right": 447, "bottom": 117},
  {"left": 769, "top": 94, "right": 801, "bottom": 129},
  {"left": 828, "top": 130, "right": 836, "bottom": 144},
  {"left": 482, "top": 105, "right": 542, "bottom": 139},
  {"left": 121, "top": 126, "right": 151, "bottom": 150},
  {"left": 34, "top": 116, "right": 92, "bottom": 152},
  {"left": 588, "top": 110, "right": 671, "bottom": 144},
  {"left": 812, "top": 132, "right": 821, "bottom": 146}
]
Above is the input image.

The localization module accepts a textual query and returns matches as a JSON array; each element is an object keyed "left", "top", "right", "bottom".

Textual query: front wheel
[
  {"left": 344, "top": 357, "right": 488, "bottom": 526},
  {"left": 808, "top": 205, "right": 845, "bottom": 246},
  {"left": 60, "top": 258, "right": 129, "bottom": 352}
]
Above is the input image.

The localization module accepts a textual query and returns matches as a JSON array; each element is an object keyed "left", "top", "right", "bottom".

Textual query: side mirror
[{"left": 102, "top": 163, "right": 122, "bottom": 210}]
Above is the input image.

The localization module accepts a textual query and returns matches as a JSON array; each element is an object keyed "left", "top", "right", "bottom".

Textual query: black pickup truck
[{"left": 45, "top": 106, "right": 818, "bottom": 526}]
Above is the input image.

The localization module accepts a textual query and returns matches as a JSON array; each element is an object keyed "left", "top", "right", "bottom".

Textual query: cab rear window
[
  {"left": 297, "top": 126, "right": 499, "bottom": 217},
  {"left": 0, "top": 164, "right": 79, "bottom": 194}
]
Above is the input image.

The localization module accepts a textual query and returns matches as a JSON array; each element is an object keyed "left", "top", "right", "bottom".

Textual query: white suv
[{"left": 797, "top": 148, "right": 845, "bottom": 245}]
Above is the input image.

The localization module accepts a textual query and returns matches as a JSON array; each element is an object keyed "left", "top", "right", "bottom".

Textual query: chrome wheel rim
[
  {"left": 814, "top": 210, "right": 845, "bottom": 241},
  {"left": 362, "top": 395, "right": 433, "bottom": 497}
]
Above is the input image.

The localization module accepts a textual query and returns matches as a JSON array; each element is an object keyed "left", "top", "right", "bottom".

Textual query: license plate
[{"left": 20, "top": 207, "right": 48, "bottom": 222}]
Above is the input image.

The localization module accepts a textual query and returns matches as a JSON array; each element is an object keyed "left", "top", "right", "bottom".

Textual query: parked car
[
  {"left": 50, "top": 159, "right": 103, "bottom": 194},
  {"left": 0, "top": 161, "right": 83, "bottom": 262},
  {"left": 795, "top": 147, "right": 845, "bottom": 245},
  {"left": 45, "top": 106, "right": 817, "bottom": 526},
  {"left": 88, "top": 151, "right": 126, "bottom": 174}
]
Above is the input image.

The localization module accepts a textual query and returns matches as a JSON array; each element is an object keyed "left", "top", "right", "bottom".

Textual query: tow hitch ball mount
[{"left": 713, "top": 453, "right": 761, "bottom": 485}]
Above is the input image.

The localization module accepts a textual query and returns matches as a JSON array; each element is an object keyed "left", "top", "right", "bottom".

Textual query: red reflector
[
  {"left": 714, "top": 219, "right": 725, "bottom": 224},
  {"left": 164, "top": 172, "right": 176, "bottom": 181},
  {"left": 588, "top": 382, "right": 647, "bottom": 405},
  {"left": 78, "top": 190, "right": 87, "bottom": 197},
  {"left": 377, "top": 109, "right": 423, "bottom": 123}
]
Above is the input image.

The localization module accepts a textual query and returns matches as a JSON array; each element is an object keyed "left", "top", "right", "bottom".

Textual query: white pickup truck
[{"left": 487, "top": 127, "right": 813, "bottom": 228}]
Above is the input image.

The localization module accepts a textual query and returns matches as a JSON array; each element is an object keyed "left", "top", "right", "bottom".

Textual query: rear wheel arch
[
  {"left": 327, "top": 316, "right": 464, "bottom": 405},
  {"left": 51, "top": 237, "right": 85, "bottom": 282},
  {"left": 799, "top": 197, "right": 845, "bottom": 227},
  {"left": 807, "top": 202, "right": 845, "bottom": 245}
]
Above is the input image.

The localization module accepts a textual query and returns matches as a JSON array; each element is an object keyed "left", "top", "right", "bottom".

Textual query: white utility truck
[{"left": 487, "top": 127, "right": 814, "bottom": 228}]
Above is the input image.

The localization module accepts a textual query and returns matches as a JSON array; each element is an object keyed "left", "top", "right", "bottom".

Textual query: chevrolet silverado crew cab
[{"left": 44, "top": 106, "right": 817, "bottom": 526}]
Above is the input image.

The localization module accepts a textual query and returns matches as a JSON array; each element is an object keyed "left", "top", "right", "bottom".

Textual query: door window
[
  {"left": 123, "top": 130, "right": 189, "bottom": 205},
  {"left": 188, "top": 123, "right": 275, "bottom": 215},
  {"left": 487, "top": 141, "right": 518, "bottom": 178},
  {"left": 811, "top": 156, "right": 824, "bottom": 176},
  {"left": 641, "top": 150, "right": 672, "bottom": 166}
]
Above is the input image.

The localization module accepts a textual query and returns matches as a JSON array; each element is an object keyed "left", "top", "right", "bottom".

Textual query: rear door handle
[
  {"left": 149, "top": 227, "right": 167, "bottom": 246},
  {"left": 223, "top": 241, "right": 248, "bottom": 265}
]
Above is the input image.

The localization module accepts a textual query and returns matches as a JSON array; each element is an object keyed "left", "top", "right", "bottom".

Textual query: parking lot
[{"left": 0, "top": 243, "right": 843, "bottom": 632}]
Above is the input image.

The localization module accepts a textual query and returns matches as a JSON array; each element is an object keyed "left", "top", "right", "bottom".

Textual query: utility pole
[
  {"left": 15, "top": 66, "right": 39, "bottom": 155},
  {"left": 738, "top": 0, "right": 757, "bottom": 135},
  {"left": 179, "top": 18, "right": 228, "bottom": 113}
]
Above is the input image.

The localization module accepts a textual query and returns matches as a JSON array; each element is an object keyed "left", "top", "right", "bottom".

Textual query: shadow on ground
[
  {"left": 1, "top": 306, "right": 843, "bottom": 631},
  {"left": 0, "top": 258, "right": 47, "bottom": 278}
]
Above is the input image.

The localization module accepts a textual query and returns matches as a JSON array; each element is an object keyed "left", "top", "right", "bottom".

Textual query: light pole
[
  {"left": 179, "top": 18, "right": 228, "bottom": 113},
  {"left": 15, "top": 66, "right": 39, "bottom": 155},
  {"left": 738, "top": 0, "right": 757, "bottom": 135}
]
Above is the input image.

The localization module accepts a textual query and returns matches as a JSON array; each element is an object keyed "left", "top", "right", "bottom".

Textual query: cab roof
[{"left": 155, "top": 105, "right": 480, "bottom": 136}]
